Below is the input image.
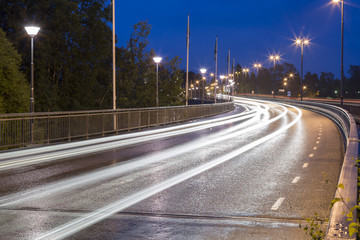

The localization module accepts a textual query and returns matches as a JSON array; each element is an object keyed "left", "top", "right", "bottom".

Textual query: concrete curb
[{"left": 326, "top": 112, "right": 358, "bottom": 239}]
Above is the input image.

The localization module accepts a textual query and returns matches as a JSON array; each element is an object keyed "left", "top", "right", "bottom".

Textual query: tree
[
  {"left": 346, "top": 65, "right": 360, "bottom": 98},
  {"left": 116, "top": 21, "right": 183, "bottom": 108},
  {"left": 303, "top": 72, "right": 319, "bottom": 97},
  {"left": 319, "top": 72, "right": 336, "bottom": 98},
  {"left": 0, "top": 28, "right": 29, "bottom": 113},
  {"left": 1, "top": 0, "right": 113, "bottom": 111}
]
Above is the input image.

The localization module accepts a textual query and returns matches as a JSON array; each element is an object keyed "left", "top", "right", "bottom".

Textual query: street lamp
[
  {"left": 200, "top": 68, "right": 207, "bottom": 104},
  {"left": 242, "top": 68, "right": 249, "bottom": 93},
  {"left": 295, "top": 38, "right": 310, "bottom": 101},
  {"left": 332, "top": 0, "right": 344, "bottom": 105},
  {"left": 269, "top": 55, "right": 280, "bottom": 98},
  {"left": 153, "top": 56, "right": 162, "bottom": 108},
  {"left": 253, "top": 64, "right": 262, "bottom": 96},
  {"left": 220, "top": 75, "right": 225, "bottom": 96},
  {"left": 25, "top": 26, "right": 40, "bottom": 113}
]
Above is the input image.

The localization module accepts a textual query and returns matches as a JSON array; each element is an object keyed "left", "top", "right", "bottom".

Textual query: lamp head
[
  {"left": 200, "top": 68, "right": 207, "bottom": 74},
  {"left": 153, "top": 57, "right": 162, "bottom": 63},
  {"left": 25, "top": 26, "right": 40, "bottom": 37}
]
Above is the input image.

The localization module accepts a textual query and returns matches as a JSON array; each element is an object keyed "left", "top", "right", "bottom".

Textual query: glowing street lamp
[
  {"left": 25, "top": 26, "right": 40, "bottom": 113},
  {"left": 25, "top": 26, "right": 40, "bottom": 143},
  {"left": 200, "top": 68, "right": 207, "bottom": 103},
  {"left": 153, "top": 56, "right": 162, "bottom": 108},
  {"left": 269, "top": 55, "right": 280, "bottom": 98},
  {"left": 253, "top": 64, "right": 262, "bottom": 96},
  {"left": 295, "top": 38, "right": 310, "bottom": 101}
]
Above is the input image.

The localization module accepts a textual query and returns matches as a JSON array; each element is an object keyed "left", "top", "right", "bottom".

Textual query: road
[{"left": 0, "top": 98, "right": 344, "bottom": 240}]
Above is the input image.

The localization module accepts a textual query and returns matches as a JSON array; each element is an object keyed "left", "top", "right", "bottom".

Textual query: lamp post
[
  {"left": 269, "top": 55, "right": 280, "bottom": 98},
  {"left": 295, "top": 39, "right": 310, "bottom": 101},
  {"left": 25, "top": 26, "right": 40, "bottom": 143},
  {"left": 253, "top": 64, "right": 262, "bottom": 96},
  {"left": 332, "top": 0, "right": 344, "bottom": 105},
  {"left": 200, "top": 68, "right": 207, "bottom": 104},
  {"left": 242, "top": 68, "right": 249, "bottom": 93},
  {"left": 25, "top": 26, "right": 40, "bottom": 113},
  {"left": 220, "top": 75, "right": 225, "bottom": 96},
  {"left": 153, "top": 57, "right": 162, "bottom": 108}
]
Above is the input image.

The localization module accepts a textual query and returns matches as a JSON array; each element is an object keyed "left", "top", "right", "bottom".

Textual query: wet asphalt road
[{"left": 0, "top": 98, "right": 344, "bottom": 240}]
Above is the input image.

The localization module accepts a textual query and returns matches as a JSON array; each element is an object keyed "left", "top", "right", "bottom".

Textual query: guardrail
[
  {"left": 289, "top": 102, "right": 358, "bottom": 239},
  {"left": 0, "top": 102, "right": 234, "bottom": 149}
]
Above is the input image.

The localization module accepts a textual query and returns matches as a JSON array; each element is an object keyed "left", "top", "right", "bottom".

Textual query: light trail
[
  {"left": 0, "top": 102, "right": 262, "bottom": 171},
  {"left": 35, "top": 102, "right": 302, "bottom": 240},
  {"left": 0, "top": 100, "right": 277, "bottom": 207},
  {"left": 0, "top": 102, "right": 256, "bottom": 161},
  {"left": 0, "top": 101, "right": 270, "bottom": 206}
]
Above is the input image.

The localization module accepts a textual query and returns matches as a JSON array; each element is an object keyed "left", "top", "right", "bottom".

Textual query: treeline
[{"left": 0, "top": 0, "right": 183, "bottom": 113}]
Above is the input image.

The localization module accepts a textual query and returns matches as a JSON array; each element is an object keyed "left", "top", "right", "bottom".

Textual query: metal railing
[{"left": 0, "top": 102, "right": 234, "bottom": 149}]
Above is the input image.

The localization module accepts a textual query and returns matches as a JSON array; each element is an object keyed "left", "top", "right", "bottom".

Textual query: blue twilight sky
[{"left": 115, "top": 0, "right": 360, "bottom": 78}]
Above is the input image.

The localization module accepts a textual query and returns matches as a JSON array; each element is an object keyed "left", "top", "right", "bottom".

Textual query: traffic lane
[
  {"left": 0, "top": 104, "right": 252, "bottom": 197},
  {"left": 65, "top": 108, "right": 339, "bottom": 240},
  {"left": 119, "top": 108, "right": 339, "bottom": 218},
  {"left": 0, "top": 105, "right": 289, "bottom": 212},
  {"left": 0, "top": 104, "right": 326, "bottom": 239}
]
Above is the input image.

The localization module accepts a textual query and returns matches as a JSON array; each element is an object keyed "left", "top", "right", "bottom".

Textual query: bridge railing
[{"left": 0, "top": 102, "right": 234, "bottom": 149}]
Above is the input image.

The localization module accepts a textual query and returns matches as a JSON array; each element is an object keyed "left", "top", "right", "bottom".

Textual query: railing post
[{"left": 68, "top": 114, "right": 71, "bottom": 142}]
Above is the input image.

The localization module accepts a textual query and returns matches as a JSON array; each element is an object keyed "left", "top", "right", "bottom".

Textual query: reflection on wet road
[{"left": 0, "top": 98, "right": 344, "bottom": 239}]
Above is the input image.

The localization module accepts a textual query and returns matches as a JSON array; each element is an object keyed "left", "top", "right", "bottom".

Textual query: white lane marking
[
  {"left": 292, "top": 177, "right": 300, "bottom": 184},
  {"left": 34, "top": 102, "right": 303, "bottom": 240},
  {"left": 271, "top": 197, "right": 286, "bottom": 211},
  {"left": 317, "top": 137, "right": 321, "bottom": 140},
  {"left": 303, "top": 163, "right": 309, "bottom": 168},
  {"left": 319, "top": 133, "right": 322, "bottom": 136},
  {"left": 309, "top": 154, "right": 314, "bottom": 158},
  {"left": 316, "top": 141, "right": 320, "bottom": 144},
  {"left": 313, "top": 147, "right": 317, "bottom": 150}
]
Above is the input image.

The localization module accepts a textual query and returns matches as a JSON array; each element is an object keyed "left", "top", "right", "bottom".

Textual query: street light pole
[
  {"left": 25, "top": 26, "right": 40, "bottom": 113},
  {"left": 25, "top": 26, "right": 40, "bottom": 143},
  {"left": 200, "top": 68, "right": 207, "bottom": 104},
  {"left": 269, "top": 55, "right": 280, "bottom": 98},
  {"left": 296, "top": 39, "right": 309, "bottom": 101},
  {"left": 254, "top": 64, "right": 262, "bottom": 96},
  {"left": 340, "top": 0, "right": 344, "bottom": 105},
  {"left": 153, "top": 57, "right": 162, "bottom": 108}
]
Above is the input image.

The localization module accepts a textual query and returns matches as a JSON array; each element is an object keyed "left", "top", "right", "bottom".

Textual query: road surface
[{"left": 0, "top": 98, "right": 344, "bottom": 239}]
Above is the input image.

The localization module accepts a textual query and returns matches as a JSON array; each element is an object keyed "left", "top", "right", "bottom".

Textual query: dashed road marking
[
  {"left": 303, "top": 163, "right": 308, "bottom": 168},
  {"left": 309, "top": 154, "right": 314, "bottom": 158},
  {"left": 316, "top": 141, "right": 320, "bottom": 144},
  {"left": 292, "top": 176, "right": 300, "bottom": 184},
  {"left": 271, "top": 197, "right": 285, "bottom": 211},
  {"left": 317, "top": 137, "right": 321, "bottom": 140},
  {"left": 313, "top": 147, "right": 317, "bottom": 150}
]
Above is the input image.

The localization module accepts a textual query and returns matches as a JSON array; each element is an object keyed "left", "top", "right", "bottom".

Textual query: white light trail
[
  {"left": 0, "top": 102, "right": 256, "bottom": 161},
  {"left": 35, "top": 102, "right": 302, "bottom": 240},
  {"left": 0, "top": 103, "right": 262, "bottom": 171},
  {"left": 0, "top": 101, "right": 278, "bottom": 207}
]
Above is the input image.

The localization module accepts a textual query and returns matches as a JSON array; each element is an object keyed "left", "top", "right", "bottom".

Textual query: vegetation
[
  {"left": 0, "top": 28, "right": 29, "bottom": 113},
  {"left": 0, "top": 1, "right": 183, "bottom": 113}
]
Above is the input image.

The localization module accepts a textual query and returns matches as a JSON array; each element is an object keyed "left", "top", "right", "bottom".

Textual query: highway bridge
[{"left": 0, "top": 97, "right": 356, "bottom": 239}]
